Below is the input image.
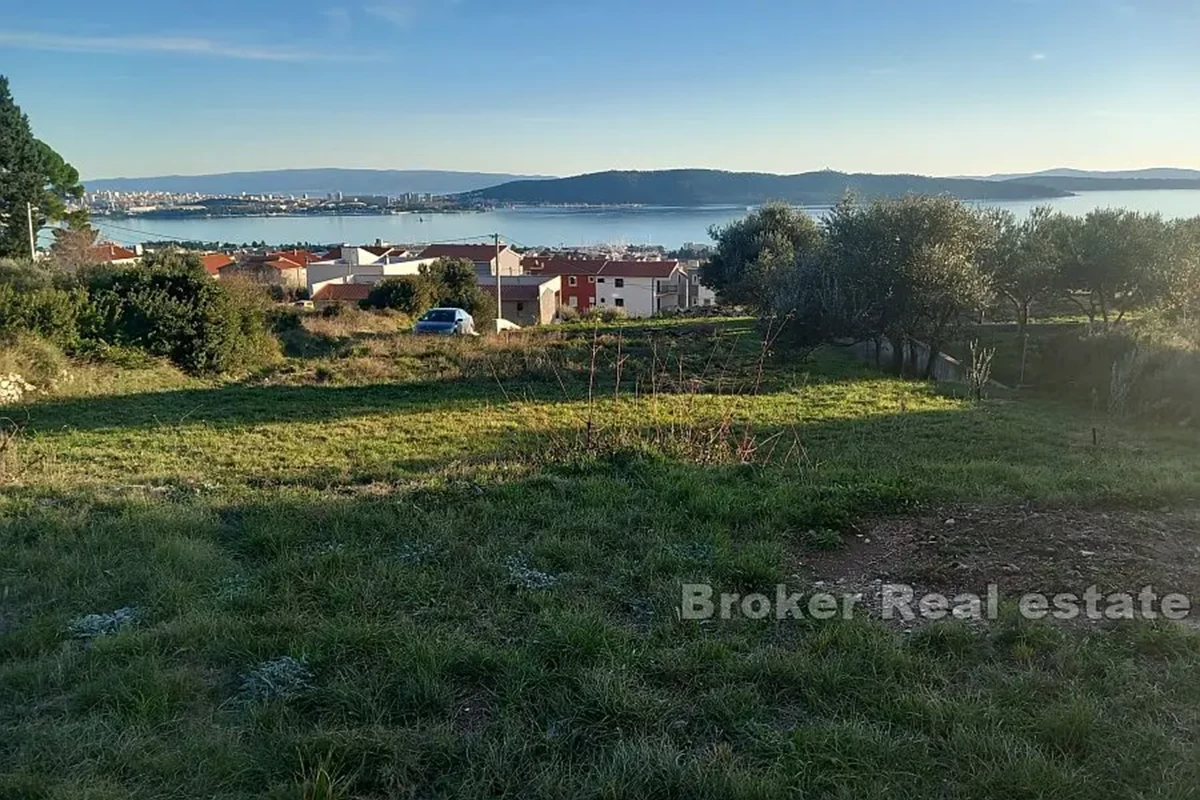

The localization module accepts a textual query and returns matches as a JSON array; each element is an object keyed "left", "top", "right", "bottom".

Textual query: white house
[
  {"left": 306, "top": 245, "right": 439, "bottom": 295},
  {"left": 680, "top": 262, "right": 718, "bottom": 307}
]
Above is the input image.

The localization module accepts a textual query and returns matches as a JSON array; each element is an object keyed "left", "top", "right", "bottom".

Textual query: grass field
[{"left": 2, "top": 317, "right": 1199, "bottom": 798}]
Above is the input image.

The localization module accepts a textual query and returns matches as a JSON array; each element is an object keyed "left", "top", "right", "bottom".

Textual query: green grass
[{"left": 2, "top": 318, "right": 1199, "bottom": 798}]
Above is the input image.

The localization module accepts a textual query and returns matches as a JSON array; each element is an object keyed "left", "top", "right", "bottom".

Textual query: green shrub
[
  {"left": 558, "top": 305, "right": 580, "bottom": 322},
  {"left": 0, "top": 258, "right": 54, "bottom": 291},
  {"left": 1033, "top": 327, "right": 1200, "bottom": 424},
  {"left": 80, "top": 252, "right": 278, "bottom": 375},
  {"left": 0, "top": 282, "right": 85, "bottom": 348},
  {"left": 322, "top": 302, "right": 344, "bottom": 318},
  {"left": 581, "top": 306, "right": 626, "bottom": 323},
  {"left": 267, "top": 306, "right": 303, "bottom": 333},
  {"left": 446, "top": 287, "right": 497, "bottom": 325},
  {"left": 365, "top": 275, "right": 440, "bottom": 314}
]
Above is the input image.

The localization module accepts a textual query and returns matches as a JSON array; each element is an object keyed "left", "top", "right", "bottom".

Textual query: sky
[{"left": 2, "top": 0, "right": 1198, "bottom": 179}]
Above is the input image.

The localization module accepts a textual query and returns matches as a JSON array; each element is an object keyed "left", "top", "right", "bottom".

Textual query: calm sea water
[{"left": 96, "top": 190, "right": 1200, "bottom": 250}]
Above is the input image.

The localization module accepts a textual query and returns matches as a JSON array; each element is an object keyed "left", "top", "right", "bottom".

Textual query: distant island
[{"left": 463, "top": 169, "right": 1073, "bottom": 206}]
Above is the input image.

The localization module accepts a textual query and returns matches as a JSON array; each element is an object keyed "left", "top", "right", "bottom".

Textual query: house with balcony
[{"left": 522, "top": 257, "right": 685, "bottom": 317}]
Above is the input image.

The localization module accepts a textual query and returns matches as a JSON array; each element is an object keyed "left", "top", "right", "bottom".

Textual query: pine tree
[{"left": 0, "top": 75, "right": 46, "bottom": 259}]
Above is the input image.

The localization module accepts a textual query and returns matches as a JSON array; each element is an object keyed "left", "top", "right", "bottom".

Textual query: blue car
[{"left": 414, "top": 307, "right": 476, "bottom": 336}]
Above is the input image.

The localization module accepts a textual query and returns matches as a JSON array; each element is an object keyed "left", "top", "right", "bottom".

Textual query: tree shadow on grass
[{"left": 19, "top": 380, "right": 514, "bottom": 434}]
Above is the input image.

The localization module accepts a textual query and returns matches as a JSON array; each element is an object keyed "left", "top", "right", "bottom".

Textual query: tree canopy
[
  {"left": 0, "top": 75, "right": 86, "bottom": 259},
  {"left": 701, "top": 202, "right": 824, "bottom": 308}
]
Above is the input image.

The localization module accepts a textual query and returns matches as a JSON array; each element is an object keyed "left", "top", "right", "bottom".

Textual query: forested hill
[{"left": 464, "top": 169, "right": 1072, "bottom": 206}]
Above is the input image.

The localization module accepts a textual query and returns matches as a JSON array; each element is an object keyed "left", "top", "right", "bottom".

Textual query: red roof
[
  {"left": 312, "top": 283, "right": 372, "bottom": 302},
  {"left": 522, "top": 257, "right": 608, "bottom": 275},
  {"left": 273, "top": 249, "right": 321, "bottom": 264},
  {"left": 88, "top": 243, "right": 138, "bottom": 262},
  {"left": 200, "top": 253, "right": 235, "bottom": 275},
  {"left": 524, "top": 257, "right": 680, "bottom": 278},
  {"left": 420, "top": 243, "right": 512, "bottom": 262},
  {"left": 267, "top": 257, "right": 305, "bottom": 271}
]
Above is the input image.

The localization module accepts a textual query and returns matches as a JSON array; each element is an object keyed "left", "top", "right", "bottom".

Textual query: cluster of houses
[{"left": 86, "top": 240, "right": 718, "bottom": 325}]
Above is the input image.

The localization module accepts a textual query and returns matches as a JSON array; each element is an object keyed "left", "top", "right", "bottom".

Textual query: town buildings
[{"left": 92, "top": 238, "right": 717, "bottom": 323}]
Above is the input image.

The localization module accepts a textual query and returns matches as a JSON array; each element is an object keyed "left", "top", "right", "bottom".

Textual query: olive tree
[
  {"left": 701, "top": 202, "right": 824, "bottom": 309},
  {"left": 978, "top": 206, "right": 1061, "bottom": 338},
  {"left": 1052, "top": 208, "right": 1169, "bottom": 326},
  {"left": 820, "top": 195, "right": 992, "bottom": 376}
]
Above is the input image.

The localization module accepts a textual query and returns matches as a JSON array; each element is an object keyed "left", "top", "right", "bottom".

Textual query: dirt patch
[
  {"left": 452, "top": 693, "right": 493, "bottom": 737},
  {"left": 799, "top": 506, "right": 1200, "bottom": 625}
]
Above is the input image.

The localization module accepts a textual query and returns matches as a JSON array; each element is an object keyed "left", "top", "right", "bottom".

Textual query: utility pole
[
  {"left": 494, "top": 232, "right": 502, "bottom": 328},
  {"left": 26, "top": 202, "right": 36, "bottom": 260}
]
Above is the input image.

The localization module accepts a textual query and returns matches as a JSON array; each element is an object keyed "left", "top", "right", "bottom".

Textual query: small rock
[
  {"left": 239, "top": 656, "right": 312, "bottom": 702},
  {"left": 944, "top": 518, "right": 956, "bottom": 526},
  {"left": 1080, "top": 550, "right": 1096, "bottom": 557},
  {"left": 68, "top": 607, "right": 139, "bottom": 639}
]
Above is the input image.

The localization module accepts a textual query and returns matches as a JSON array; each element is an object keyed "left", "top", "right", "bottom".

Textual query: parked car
[
  {"left": 414, "top": 308, "right": 476, "bottom": 336},
  {"left": 291, "top": 300, "right": 315, "bottom": 310}
]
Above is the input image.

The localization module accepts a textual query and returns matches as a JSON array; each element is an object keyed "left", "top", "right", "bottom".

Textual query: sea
[{"left": 93, "top": 190, "right": 1200, "bottom": 251}]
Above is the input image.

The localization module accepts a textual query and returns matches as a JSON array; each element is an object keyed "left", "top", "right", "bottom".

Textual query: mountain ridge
[{"left": 984, "top": 167, "right": 1200, "bottom": 181}]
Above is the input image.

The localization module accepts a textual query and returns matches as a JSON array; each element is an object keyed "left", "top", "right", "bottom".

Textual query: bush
[
  {"left": 0, "top": 282, "right": 86, "bottom": 348},
  {"left": 266, "top": 306, "right": 303, "bottom": 333},
  {"left": 365, "top": 275, "right": 439, "bottom": 315},
  {"left": 582, "top": 306, "right": 626, "bottom": 323},
  {"left": 322, "top": 302, "right": 344, "bottom": 318},
  {"left": 80, "top": 252, "right": 278, "bottom": 375},
  {"left": 558, "top": 306, "right": 580, "bottom": 322},
  {"left": 1033, "top": 326, "right": 1200, "bottom": 425},
  {"left": 447, "top": 287, "right": 497, "bottom": 325},
  {"left": 0, "top": 258, "right": 54, "bottom": 291}
]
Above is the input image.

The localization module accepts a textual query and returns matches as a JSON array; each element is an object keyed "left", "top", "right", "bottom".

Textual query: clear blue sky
[{"left": 3, "top": 0, "right": 1197, "bottom": 179}]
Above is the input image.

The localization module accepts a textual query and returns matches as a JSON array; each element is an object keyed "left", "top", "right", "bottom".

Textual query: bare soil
[{"left": 799, "top": 506, "right": 1200, "bottom": 625}]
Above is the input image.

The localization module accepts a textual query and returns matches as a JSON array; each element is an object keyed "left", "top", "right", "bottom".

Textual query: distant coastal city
[{"left": 84, "top": 189, "right": 466, "bottom": 219}]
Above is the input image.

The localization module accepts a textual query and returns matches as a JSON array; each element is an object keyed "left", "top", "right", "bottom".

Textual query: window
[
  {"left": 568, "top": 296, "right": 578, "bottom": 307},
  {"left": 515, "top": 302, "right": 525, "bottom": 312},
  {"left": 568, "top": 275, "right": 577, "bottom": 286},
  {"left": 599, "top": 297, "right": 606, "bottom": 304},
  {"left": 614, "top": 298, "right": 625, "bottom": 308},
  {"left": 614, "top": 278, "right": 624, "bottom": 288},
  {"left": 587, "top": 276, "right": 595, "bottom": 284},
  {"left": 597, "top": 277, "right": 605, "bottom": 284}
]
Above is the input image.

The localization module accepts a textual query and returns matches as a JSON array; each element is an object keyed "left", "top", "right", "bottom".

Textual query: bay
[{"left": 94, "top": 190, "right": 1200, "bottom": 251}]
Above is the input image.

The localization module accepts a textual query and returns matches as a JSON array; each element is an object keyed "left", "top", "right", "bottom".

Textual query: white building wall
[
  {"left": 594, "top": 275, "right": 680, "bottom": 317},
  {"left": 306, "top": 258, "right": 435, "bottom": 292}
]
